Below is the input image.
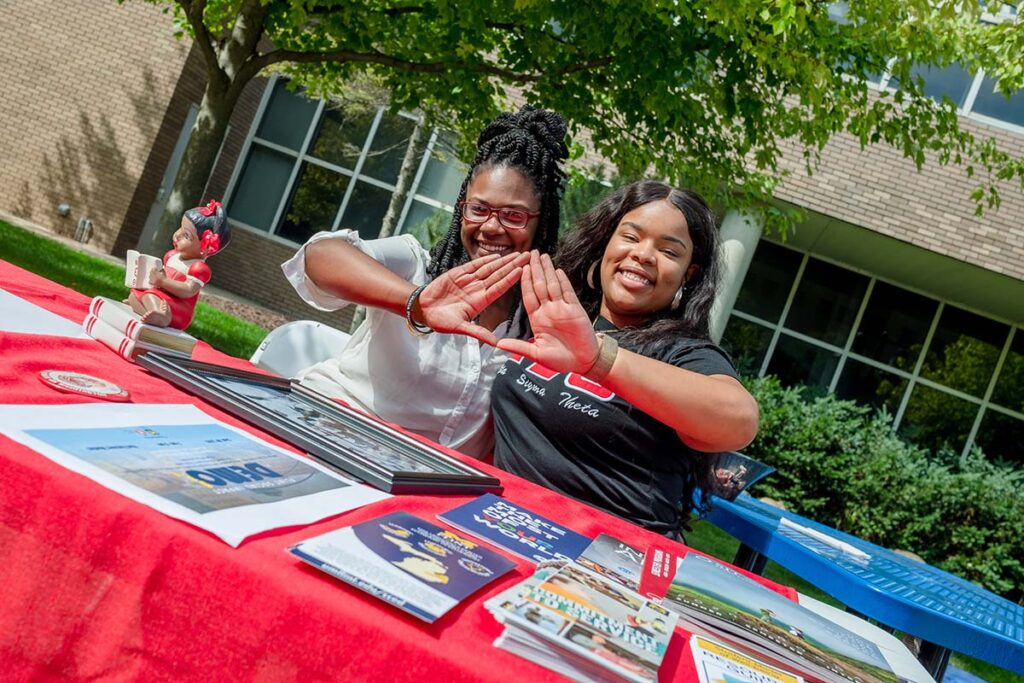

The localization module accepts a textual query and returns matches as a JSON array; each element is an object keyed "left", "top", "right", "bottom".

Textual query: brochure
[
  {"left": 487, "top": 562, "right": 678, "bottom": 683},
  {"left": 690, "top": 634, "right": 805, "bottom": 683},
  {"left": 665, "top": 554, "right": 899, "bottom": 683},
  {"left": 0, "top": 402, "right": 389, "bottom": 546},
  {"left": 710, "top": 452, "right": 775, "bottom": 501},
  {"left": 575, "top": 533, "right": 645, "bottom": 591},
  {"left": 438, "top": 493, "right": 591, "bottom": 563},
  {"left": 289, "top": 511, "right": 517, "bottom": 623}
]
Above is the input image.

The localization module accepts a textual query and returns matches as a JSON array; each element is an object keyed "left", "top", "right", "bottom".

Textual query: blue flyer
[
  {"left": 289, "top": 511, "right": 517, "bottom": 623},
  {"left": 438, "top": 494, "right": 591, "bottom": 564}
]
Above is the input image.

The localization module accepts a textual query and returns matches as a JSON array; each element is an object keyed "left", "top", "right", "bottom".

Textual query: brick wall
[
  {"left": 0, "top": 1, "right": 191, "bottom": 252},
  {"left": 211, "top": 223, "right": 357, "bottom": 330},
  {"left": 114, "top": 44, "right": 208, "bottom": 256}
]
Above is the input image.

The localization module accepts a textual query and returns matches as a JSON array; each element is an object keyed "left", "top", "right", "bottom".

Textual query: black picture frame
[{"left": 137, "top": 353, "right": 502, "bottom": 495}]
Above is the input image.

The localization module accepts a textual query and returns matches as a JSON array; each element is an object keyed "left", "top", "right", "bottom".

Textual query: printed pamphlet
[
  {"left": 290, "top": 511, "right": 517, "bottom": 623},
  {"left": 709, "top": 452, "right": 775, "bottom": 501},
  {"left": 486, "top": 562, "right": 678, "bottom": 683},
  {"left": 665, "top": 553, "right": 898, "bottom": 683},
  {"left": 690, "top": 634, "right": 805, "bottom": 683},
  {"left": 0, "top": 402, "right": 388, "bottom": 546},
  {"left": 575, "top": 533, "right": 645, "bottom": 591},
  {"left": 438, "top": 493, "right": 591, "bottom": 563}
]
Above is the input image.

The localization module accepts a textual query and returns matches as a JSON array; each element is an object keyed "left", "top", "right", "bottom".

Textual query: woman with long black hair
[{"left": 490, "top": 180, "right": 759, "bottom": 536}]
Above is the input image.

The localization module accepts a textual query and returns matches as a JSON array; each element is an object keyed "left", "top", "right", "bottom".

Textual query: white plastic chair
[{"left": 250, "top": 320, "right": 352, "bottom": 379}]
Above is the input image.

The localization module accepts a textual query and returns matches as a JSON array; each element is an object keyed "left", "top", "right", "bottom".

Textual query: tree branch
[
  {"left": 239, "top": 47, "right": 614, "bottom": 86},
  {"left": 175, "top": 0, "right": 222, "bottom": 81}
]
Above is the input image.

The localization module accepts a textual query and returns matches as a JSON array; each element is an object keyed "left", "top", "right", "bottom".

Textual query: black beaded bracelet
[{"left": 405, "top": 284, "right": 433, "bottom": 336}]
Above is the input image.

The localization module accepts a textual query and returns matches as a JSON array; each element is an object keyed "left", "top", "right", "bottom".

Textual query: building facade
[{"left": 2, "top": 3, "right": 1021, "bottom": 464}]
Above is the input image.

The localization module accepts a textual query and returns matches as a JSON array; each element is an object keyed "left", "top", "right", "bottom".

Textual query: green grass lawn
[
  {"left": 686, "top": 518, "right": 1022, "bottom": 683},
  {"left": 0, "top": 220, "right": 268, "bottom": 359}
]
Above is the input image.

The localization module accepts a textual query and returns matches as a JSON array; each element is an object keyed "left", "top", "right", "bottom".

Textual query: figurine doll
[{"left": 126, "top": 200, "right": 231, "bottom": 329}]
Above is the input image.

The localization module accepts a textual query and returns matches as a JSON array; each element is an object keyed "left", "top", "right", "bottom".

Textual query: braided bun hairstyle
[{"left": 426, "top": 105, "right": 569, "bottom": 280}]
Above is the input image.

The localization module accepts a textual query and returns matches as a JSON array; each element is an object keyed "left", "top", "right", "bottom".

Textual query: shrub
[{"left": 741, "top": 376, "right": 1024, "bottom": 603}]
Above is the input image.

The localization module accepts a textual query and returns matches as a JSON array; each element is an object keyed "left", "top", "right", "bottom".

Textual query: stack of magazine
[
  {"left": 84, "top": 296, "right": 196, "bottom": 360},
  {"left": 485, "top": 541, "right": 675, "bottom": 683},
  {"left": 662, "top": 553, "right": 900, "bottom": 683}
]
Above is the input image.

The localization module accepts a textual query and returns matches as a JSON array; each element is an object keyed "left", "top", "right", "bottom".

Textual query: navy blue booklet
[
  {"left": 289, "top": 510, "right": 517, "bottom": 623},
  {"left": 438, "top": 493, "right": 591, "bottom": 564}
]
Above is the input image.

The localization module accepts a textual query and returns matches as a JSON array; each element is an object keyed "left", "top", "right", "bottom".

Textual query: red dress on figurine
[{"left": 131, "top": 250, "right": 212, "bottom": 329}]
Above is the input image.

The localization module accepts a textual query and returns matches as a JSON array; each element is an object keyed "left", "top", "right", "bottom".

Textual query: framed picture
[{"left": 137, "top": 353, "right": 502, "bottom": 495}]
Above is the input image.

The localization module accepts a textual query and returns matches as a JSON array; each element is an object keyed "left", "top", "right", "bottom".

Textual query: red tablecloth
[{"left": 0, "top": 259, "right": 796, "bottom": 682}]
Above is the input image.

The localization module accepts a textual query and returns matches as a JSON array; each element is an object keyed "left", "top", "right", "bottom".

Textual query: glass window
[
  {"left": 278, "top": 162, "right": 350, "bottom": 245},
  {"left": 255, "top": 80, "right": 318, "bottom": 151},
  {"left": 309, "top": 106, "right": 377, "bottom": 170},
  {"left": 899, "top": 384, "right": 978, "bottom": 455},
  {"left": 416, "top": 138, "right": 467, "bottom": 203},
  {"left": 361, "top": 114, "right": 419, "bottom": 184},
  {"left": 991, "top": 331, "right": 1024, "bottom": 413},
  {"left": 766, "top": 333, "right": 840, "bottom": 394},
  {"left": 974, "top": 409, "right": 1024, "bottom": 467},
  {"left": 721, "top": 317, "right": 774, "bottom": 377},
  {"left": 784, "top": 257, "right": 869, "bottom": 346},
  {"left": 901, "top": 385, "right": 978, "bottom": 454},
  {"left": 732, "top": 241, "right": 803, "bottom": 323},
  {"left": 893, "top": 63, "right": 975, "bottom": 109},
  {"left": 401, "top": 200, "right": 451, "bottom": 247},
  {"left": 920, "top": 306, "right": 1008, "bottom": 398},
  {"left": 337, "top": 181, "right": 392, "bottom": 240},
  {"left": 228, "top": 146, "right": 295, "bottom": 232},
  {"left": 834, "top": 359, "right": 907, "bottom": 417},
  {"left": 852, "top": 281, "right": 937, "bottom": 368},
  {"left": 970, "top": 75, "right": 1024, "bottom": 127}
]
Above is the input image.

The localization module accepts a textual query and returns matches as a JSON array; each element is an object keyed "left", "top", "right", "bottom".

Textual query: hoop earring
[
  {"left": 671, "top": 284, "right": 686, "bottom": 311},
  {"left": 586, "top": 261, "right": 600, "bottom": 290}
]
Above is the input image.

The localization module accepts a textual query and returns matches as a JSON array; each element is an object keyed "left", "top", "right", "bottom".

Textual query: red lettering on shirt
[
  {"left": 564, "top": 372, "right": 614, "bottom": 401},
  {"left": 526, "top": 363, "right": 559, "bottom": 381}
]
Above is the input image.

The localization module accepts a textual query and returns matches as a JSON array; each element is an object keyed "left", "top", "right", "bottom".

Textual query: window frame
[
  {"left": 224, "top": 75, "right": 461, "bottom": 243},
  {"left": 727, "top": 241, "right": 1024, "bottom": 459}
]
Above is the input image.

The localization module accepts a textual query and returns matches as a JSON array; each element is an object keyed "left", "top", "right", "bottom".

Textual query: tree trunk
[
  {"left": 144, "top": 80, "right": 237, "bottom": 255},
  {"left": 378, "top": 118, "right": 426, "bottom": 239},
  {"left": 349, "top": 118, "right": 426, "bottom": 330}
]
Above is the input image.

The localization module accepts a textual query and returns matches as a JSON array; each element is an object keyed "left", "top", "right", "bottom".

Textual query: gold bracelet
[{"left": 583, "top": 332, "right": 618, "bottom": 382}]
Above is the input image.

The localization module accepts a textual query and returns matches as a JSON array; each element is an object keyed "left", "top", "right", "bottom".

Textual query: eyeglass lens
[{"left": 462, "top": 203, "right": 531, "bottom": 229}]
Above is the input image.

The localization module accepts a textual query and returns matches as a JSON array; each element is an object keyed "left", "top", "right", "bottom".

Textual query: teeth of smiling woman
[
  {"left": 619, "top": 270, "right": 652, "bottom": 285},
  {"left": 479, "top": 243, "right": 511, "bottom": 255}
]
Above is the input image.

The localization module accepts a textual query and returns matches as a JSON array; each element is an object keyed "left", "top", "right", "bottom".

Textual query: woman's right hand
[
  {"left": 495, "top": 252, "right": 600, "bottom": 374},
  {"left": 415, "top": 251, "right": 530, "bottom": 344}
]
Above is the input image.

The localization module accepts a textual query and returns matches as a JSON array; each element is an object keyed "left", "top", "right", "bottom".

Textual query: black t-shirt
[{"left": 492, "top": 319, "right": 738, "bottom": 536}]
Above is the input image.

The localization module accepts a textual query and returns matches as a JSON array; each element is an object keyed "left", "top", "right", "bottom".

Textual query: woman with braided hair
[{"left": 282, "top": 105, "right": 569, "bottom": 458}]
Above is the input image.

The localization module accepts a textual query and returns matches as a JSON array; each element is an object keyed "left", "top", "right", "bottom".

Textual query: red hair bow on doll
[
  {"left": 197, "top": 199, "right": 222, "bottom": 217},
  {"left": 200, "top": 230, "right": 221, "bottom": 255}
]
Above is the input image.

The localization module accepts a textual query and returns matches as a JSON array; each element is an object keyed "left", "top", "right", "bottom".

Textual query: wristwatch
[{"left": 583, "top": 332, "right": 619, "bottom": 382}]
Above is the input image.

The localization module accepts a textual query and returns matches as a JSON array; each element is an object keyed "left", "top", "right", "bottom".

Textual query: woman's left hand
[{"left": 496, "top": 252, "right": 599, "bottom": 374}]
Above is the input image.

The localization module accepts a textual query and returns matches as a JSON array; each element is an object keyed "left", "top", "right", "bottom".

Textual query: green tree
[{"left": 140, "top": 0, "right": 1024, "bottom": 251}]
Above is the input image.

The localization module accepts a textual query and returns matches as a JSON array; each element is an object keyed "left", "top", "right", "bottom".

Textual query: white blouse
[{"left": 281, "top": 230, "right": 513, "bottom": 459}]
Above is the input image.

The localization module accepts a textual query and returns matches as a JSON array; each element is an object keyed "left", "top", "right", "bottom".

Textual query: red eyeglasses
[{"left": 458, "top": 202, "right": 541, "bottom": 230}]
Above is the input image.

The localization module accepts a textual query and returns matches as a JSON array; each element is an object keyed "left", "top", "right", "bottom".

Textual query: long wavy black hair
[
  {"left": 557, "top": 180, "right": 725, "bottom": 529},
  {"left": 427, "top": 105, "right": 568, "bottom": 284},
  {"left": 556, "top": 180, "right": 722, "bottom": 355}
]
